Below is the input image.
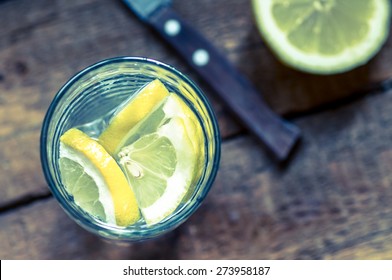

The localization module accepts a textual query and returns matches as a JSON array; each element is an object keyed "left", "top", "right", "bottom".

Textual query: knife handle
[{"left": 148, "top": 6, "right": 300, "bottom": 160}]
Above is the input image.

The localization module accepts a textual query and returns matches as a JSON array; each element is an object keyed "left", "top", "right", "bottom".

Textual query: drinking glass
[{"left": 40, "top": 57, "right": 220, "bottom": 241}]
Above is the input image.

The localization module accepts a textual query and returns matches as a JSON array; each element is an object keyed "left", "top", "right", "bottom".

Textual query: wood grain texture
[
  {"left": 0, "top": 198, "right": 182, "bottom": 260},
  {"left": 177, "top": 91, "right": 392, "bottom": 259},
  {"left": 1, "top": 0, "right": 392, "bottom": 260}
]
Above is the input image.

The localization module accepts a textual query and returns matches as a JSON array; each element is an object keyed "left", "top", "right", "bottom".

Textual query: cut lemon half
[
  {"left": 59, "top": 128, "right": 140, "bottom": 227},
  {"left": 118, "top": 117, "right": 197, "bottom": 225},
  {"left": 252, "top": 0, "right": 391, "bottom": 74},
  {"left": 99, "top": 79, "right": 170, "bottom": 155}
]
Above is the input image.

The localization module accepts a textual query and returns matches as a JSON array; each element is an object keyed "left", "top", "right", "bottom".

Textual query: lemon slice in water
[
  {"left": 252, "top": 0, "right": 391, "bottom": 74},
  {"left": 99, "top": 79, "right": 170, "bottom": 155},
  {"left": 163, "top": 93, "right": 206, "bottom": 201},
  {"left": 59, "top": 128, "right": 140, "bottom": 227},
  {"left": 118, "top": 117, "right": 196, "bottom": 225}
]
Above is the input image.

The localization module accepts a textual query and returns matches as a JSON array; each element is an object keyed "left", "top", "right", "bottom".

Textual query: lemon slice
[
  {"left": 118, "top": 116, "right": 197, "bottom": 225},
  {"left": 99, "top": 79, "right": 170, "bottom": 155},
  {"left": 163, "top": 94, "right": 205, "bottom": 155},
  {"left": 252, "top": 0, "right": 391, "bottom": 74},
  {"left": 163, "top": 93, "right": 206, "bottom": 200},
  {"left": 112, "top": 93, "right": 204, "bottom": 223},
  {"left": 117, "top": 92, "right": 205, "bottom": 152},
  {"left": 117, "top": 92, "right": 205, "bottom": 182},
  {"left": 59, "top": 128, "right": 140, "bottom": 227}
]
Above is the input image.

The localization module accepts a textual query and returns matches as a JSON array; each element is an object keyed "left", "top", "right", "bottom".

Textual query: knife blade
[{"left": 122, "top": 0, "right": 301, "bottom": 160}]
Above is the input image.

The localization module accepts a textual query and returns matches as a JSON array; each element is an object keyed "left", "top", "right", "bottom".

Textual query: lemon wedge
[
  {"left": 59, "top": 128, "right": 140, "bottom": 227},
  {"left": 252, "top": 0, "right": 391, "bottom": 74},
  {"left": 99, "top": 79, "right": 170, "bottom": 155}
]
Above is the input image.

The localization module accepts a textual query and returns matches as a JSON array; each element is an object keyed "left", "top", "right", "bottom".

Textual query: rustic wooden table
[{"left": 1, "top": 0, "right": 392, "bottom": 260}]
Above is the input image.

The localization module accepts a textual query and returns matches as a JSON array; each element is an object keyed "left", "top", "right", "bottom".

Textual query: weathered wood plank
[
  {"left": 0, "top": 130, "right": 48, "bottom": 206},
  {"left": 2, "top": 89, "right": 392, "bottom": 259},
  {"left": 0, "top": 198, "right": 182, "bottom": 260},
  {"left": 176, "top": 89, "right": 392, "bottom": 259}
]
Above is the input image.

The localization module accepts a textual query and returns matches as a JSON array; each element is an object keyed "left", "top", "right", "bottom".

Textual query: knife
[{"left": 122, "top": 0, "right": 300, "bottom": 160}]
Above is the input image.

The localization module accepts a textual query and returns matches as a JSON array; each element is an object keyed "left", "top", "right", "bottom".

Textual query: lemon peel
[
  {"left": 99, "top": 79, "right": 170, "bottom": 155},
  {"left": 60, "top": 128, "right": 140, "bottom": 226}
]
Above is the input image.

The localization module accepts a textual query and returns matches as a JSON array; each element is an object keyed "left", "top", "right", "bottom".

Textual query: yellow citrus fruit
[
  {"left": 117, "top": 95, "right": 202, "bottom": 225},
  {"left": 59, "top": 128, "right": 140, "bottom": 227},
  {"left": 252, "top": 0, "right": 391, "bottom": 74},
  {"left": 99, "top": 79, "right": 170, "bottom": 155},
  {"left": 163, "top": 93, "right": 205, "bottom": 201}
]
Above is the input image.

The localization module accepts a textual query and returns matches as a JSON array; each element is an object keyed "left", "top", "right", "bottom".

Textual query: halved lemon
[
  {"left": 59, "top": 128, "right": 140, "bottom": 227},
  {"left": 252, "top": 0, "right": 391, "bottom": 74}
]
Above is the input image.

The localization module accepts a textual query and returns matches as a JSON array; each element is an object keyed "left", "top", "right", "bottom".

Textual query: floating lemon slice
[
  {"left": 59, "top": 128, "right": 140, "bottom": 227},
  {"left": 163, "top": 93, "right": 206, "bottom": 201},
  {"left": 114, "top": 93, "right": 204, "bottom": 225},
  {"left": 99, "top": 79, "right": 170, "bottom": 155},
  {"left": 118, "top": 117, "right": 196, "bottom": 225},
  {"left": 252, "top": 0, "right": 391, "bottom": 74},
  {"left": 163, "top": 93, "right": 205, "bottom": 156}
]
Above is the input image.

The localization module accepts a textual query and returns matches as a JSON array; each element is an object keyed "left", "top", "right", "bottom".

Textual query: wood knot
[{"left": 14, "top": 61, "right": 28, "bottom": 75}]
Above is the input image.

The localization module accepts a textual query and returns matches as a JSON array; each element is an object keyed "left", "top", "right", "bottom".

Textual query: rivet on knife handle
[{"left": 124, "top": 1, "right": 301, "bottom": 160}]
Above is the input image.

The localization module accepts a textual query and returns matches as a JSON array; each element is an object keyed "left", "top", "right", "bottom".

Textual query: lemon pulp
[
  {"left": 115, "top": 93, "right": 203, "bottom": 225},
  {"left": 252, "top": 0, "right": 391, "bottom": 74},
  {"left": 119, "top": 116, "right": 196, "bottom": 225}
]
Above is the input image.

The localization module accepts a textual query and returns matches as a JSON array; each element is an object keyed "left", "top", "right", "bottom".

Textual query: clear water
[{"left": 75, "top": 82, "right": 147, "bottom": 138}]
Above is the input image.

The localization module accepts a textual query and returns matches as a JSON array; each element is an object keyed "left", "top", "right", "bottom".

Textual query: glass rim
[{"left": 40, "top": 56, "right": 221, "bottom": 240}]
